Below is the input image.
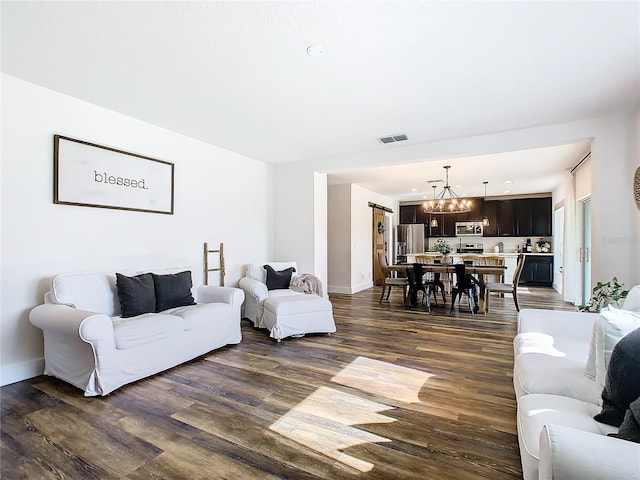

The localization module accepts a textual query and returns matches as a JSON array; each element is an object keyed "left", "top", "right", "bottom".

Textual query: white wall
[
  {"left": 327, "top": 184, "right": 395, "bottom": 294},
  {"left": 272, "top": 162, "right": 328, "bottom": 290},
  {"left": 1, "top": 74, "right": 273, "bottom": 385},
  {"left": 327, "top": 184, "right": 351, "bottom": 293},
  {"left": 350, "top": 184, "right": 395, "bottom": 293}
]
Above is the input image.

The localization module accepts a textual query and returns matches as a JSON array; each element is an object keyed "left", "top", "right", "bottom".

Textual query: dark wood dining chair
[{"left": 450, "top": 263, "right": 479, "bottom": 315}]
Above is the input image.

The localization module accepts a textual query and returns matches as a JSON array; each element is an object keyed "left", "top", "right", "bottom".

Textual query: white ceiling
[{"left": 2, "top": 1, "right": 638, "bottom": 200}]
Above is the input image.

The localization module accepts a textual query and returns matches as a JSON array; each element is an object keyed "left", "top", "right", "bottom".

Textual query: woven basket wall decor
[{"left": 635, "top": 166, "right": 640, "bottom": 210}]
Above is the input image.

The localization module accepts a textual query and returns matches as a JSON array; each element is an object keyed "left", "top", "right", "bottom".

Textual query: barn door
[{"left": 372, "top": 206, "right": 387, "bottom": 286}]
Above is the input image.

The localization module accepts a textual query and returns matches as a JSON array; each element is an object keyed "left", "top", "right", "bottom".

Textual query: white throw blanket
[{"left": 290, "top": 274, "right": 323, "bottom": 297}]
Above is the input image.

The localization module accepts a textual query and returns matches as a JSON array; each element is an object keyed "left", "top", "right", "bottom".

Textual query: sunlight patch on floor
[
  {"left": 331, "top": 356, "right": 434, "bottom": 404},
  {"left": 269, "top": 386, "right": 394, "bottom": 472},
  {"left": 269, "top": 356, "right": 435, "bottom": 472}
]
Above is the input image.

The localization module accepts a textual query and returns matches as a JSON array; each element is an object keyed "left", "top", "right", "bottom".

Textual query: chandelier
[{"left": 423, "top": 166, "right": 472, "bottom": 214}]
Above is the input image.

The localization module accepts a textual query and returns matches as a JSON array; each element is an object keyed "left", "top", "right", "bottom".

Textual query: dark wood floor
[{"left": 1, "top": 286, "right": 576, "bottom": 479}]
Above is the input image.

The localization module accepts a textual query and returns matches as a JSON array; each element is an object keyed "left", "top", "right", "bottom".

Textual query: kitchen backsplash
[{"left": 428, "top": 236, "right": 553, "bottom": 253}]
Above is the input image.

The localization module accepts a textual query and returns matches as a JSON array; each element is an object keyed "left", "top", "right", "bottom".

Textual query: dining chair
[
  {"left": 450, "top": 263, "right": 479, "bottom": 315},
  {"left": 461, "top": 254, "right": 484, "bottom": 266},
  {"left": 483, "top": 255, "right": 506, "bottom": 284},
  {"left": 484, "top": 254, "right": 525, "bottom": 313},
  {"left": 378, "top": 253, "right": 410, "bottom": 304},
  {"left": 415, "top": 254, "right": 446, "bottom": 306}
]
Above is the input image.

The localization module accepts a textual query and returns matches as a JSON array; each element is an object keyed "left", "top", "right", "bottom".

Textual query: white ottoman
[{"left": 263, "top": 294, "right": 336, "bottom": 341}]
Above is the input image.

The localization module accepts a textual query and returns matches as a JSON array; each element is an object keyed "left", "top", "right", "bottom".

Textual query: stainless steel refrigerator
[{"left": 395, "top": 224, "right": 425, "bottom": 264}]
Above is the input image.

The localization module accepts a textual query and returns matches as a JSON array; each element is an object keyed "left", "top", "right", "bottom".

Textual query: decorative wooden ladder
[{"left": 203, "top": 242, "right": 225, "bottom": 286}]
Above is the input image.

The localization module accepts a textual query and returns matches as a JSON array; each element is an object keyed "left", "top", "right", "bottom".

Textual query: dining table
[{"left": 389, "top": 262, "right": 508, "bottom": 313}]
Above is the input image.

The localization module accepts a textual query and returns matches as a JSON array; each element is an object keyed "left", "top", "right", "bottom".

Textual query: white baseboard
[
  {"left": 328, "top": 281, "right": 374, "bottom": 295},
  {"left": 1, "top": 358, "right": 44, "bottom": 387}
]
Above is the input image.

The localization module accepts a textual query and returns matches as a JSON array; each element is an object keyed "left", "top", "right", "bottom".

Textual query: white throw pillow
[{"left": 584, "top": 306, "right": 640, "bottom": 392}]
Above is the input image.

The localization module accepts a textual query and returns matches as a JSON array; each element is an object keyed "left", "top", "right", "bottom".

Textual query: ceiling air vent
[{"left": 378, "top": 134, "right": 408, "bottom": 144}]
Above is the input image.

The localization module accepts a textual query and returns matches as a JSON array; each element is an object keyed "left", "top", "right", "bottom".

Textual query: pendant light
[
  {"left": 423, "top": 166, "right": 472, "bottom": 214},
  {"left": 482, "top": 181, "right": 490, "bottom": 227},
  {"left": 429, "top": 185, "right": 439, "bottom": 228}
]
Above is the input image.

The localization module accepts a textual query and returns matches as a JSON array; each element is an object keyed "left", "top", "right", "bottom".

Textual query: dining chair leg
[
  {"left": 485, "top": 291, "right": 490, "bottom": 313},
  {"left": 450, "top": 289, "right": 458, "bottom": 313},
  {"left": 379, "top": 286, "right": 386, "bottom": 303},
  {"left": 513, "top": 288, "right": 520, "bottom": 311},
  {"left": 467, "top": 292, "right": 474, "bottom": 316}
]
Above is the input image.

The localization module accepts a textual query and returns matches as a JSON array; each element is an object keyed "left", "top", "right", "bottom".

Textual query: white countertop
[{"left": 410, "top": 252, "right": 553, "bottom": 256}]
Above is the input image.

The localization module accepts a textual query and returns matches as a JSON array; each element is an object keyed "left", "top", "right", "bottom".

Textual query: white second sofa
[{"left": 514, "top": 286, "right": 640, "bottom": 480}]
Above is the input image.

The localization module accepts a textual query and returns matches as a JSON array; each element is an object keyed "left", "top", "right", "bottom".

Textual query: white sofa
[
  {"left": 29, "top": 268, "right": 244, "bottom": 396},
  {"left": 514, "top": 286, "right": 640, "bottom": 480},
  {"left": 238, "top": 261, "right": 304, "bottom": 328}
]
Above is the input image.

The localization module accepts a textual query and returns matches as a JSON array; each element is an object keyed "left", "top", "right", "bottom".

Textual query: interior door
[{"left": 372, "top": 207, "right": 386, "bottom": 286}]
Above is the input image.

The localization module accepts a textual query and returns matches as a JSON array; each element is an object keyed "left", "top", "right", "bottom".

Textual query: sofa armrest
[
  {"left": 29, "top": 304, "right": 115, "bottom": 350},
  {"left": 539, "top": 424, "right": 640, "bottom": 480},
  {"left": 622, "top": 285, "right": 640, "bottom": 311},
  {"left": 517, "top": 309, "right": 598, "bottom": 343},
  {"left": 196, "top": 285, "right": 244, "bottom": 307},
  {"left": 238, "top": 276, "right": 268, "bottom": 303},
  {"left": 30, "top": 304, "right": 112, "bottom": 339}
]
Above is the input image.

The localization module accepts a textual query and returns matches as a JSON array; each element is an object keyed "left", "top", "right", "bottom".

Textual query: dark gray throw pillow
[
  {"left": 263, "top": 265, "right": 296, "bottom": 290},
  {"left": 151, "top": 271, "right": 196, "bottom": 312},
  {"left": 609, "top": 395, "right": 640, "bottom": 443},
  {"left": 116, "top": 272, "right": 156, "bottom": 318},
  {"left": 594, "top": 327, "right": 640, "bottom": 427}
]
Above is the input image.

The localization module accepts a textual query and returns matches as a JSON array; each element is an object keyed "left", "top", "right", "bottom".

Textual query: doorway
[
  {"left": 580, "top": 197, "right": 592, "bottom": 305},
  {"left": 372, "top": 207, "right": 387, "bottom": 286},
  {"left": 553, "top": 206, "right": 564, "bottom": 294}
]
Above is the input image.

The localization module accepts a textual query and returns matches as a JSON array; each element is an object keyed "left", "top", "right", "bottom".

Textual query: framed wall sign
[{"left": 54, "top": 135, "right": 174, "bottom": 214}]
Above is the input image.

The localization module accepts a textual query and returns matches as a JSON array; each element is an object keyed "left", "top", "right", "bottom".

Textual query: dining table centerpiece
[{"left": 431, "top": 239, "right": 453, "bottom": 263}]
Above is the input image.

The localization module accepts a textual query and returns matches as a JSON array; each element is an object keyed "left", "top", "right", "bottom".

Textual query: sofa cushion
[
  {"left": 610, "top": 395, "right": 640, "bottom": 443},
  {"left": 166, "top": 303, "right": 231, "bottom": 330},
  {"left": 112, "top": 313, "right": 184, "bottom": 350},
  {"left": 264, "top": 265, "right": 296, "bottom": 290},
  {"left": 151, "top": 271, "right": 196, "bottom": 312},
  {"left": 116, "top": 273, "right": 156, "bottom": 318},
  {"left": 51, "top": 271, "right": 127, "bottom": 316},
  {"left": 595, "top": 327, "right": 640, "bottom": 427}
]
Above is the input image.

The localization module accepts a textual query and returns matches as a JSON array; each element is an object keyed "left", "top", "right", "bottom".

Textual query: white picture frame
[{"left": 54, "top": 135, "right": 174, "bottom": 215}]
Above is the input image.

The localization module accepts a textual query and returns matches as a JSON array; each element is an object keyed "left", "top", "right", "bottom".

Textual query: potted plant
[
  {"left": 431, "top": 239, "right": 453, "bottom": 262},
  {"left": 578, "top": 277, "right": 629, "bottom": 312}
]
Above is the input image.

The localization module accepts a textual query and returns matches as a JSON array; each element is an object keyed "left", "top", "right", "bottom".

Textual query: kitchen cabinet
[
  {"left": 514, "top": 199, "right": 533, "bottom": 236},
  {"left": 531, "top": 197, "right": 552, "bottom": 236},
  {"left": 482, "top": 201, "right": 498, "bottom": 236},
  {"left": 497, "top": 200, "right": 516, "bottom": 236},
  {"left": 429, "top": 214, "right": 457, "bottom": 237},
  {"left": 400, "top": 205, "right": 418, "bottom": 224},
  {"left": 482, "top": 197, "right": 552, "bottom": 237},
  {"left": 400, "top": 204, "right": 428, "bottom": 225},
  {"left": 520, "top": 255, "right": 553, "bottom": 286}
]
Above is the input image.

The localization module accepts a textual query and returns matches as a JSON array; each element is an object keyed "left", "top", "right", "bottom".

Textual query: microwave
[{"left": 455, "top": 221, "right": 483, "bottom": 237}]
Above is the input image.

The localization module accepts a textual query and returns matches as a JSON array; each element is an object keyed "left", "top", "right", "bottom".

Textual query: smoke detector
[{"left": 378, "top": 134, "right": 408, "bottom": 144}]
